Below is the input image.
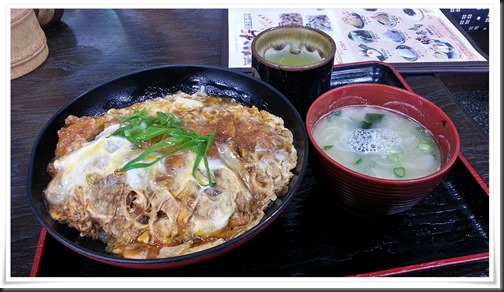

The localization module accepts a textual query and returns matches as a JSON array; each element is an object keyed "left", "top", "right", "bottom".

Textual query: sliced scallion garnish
[
  {"left": 326, "top": 110, "right": 341, "bottom": 122},
  {"left": 361, "top": 112, "right": 385, "bottom": 129},
  {"left": 109, "top": 109, "right": 216, "bottom": 187},
  {"left": 394, "top": 167, "right": 406, "bottom": 177}
]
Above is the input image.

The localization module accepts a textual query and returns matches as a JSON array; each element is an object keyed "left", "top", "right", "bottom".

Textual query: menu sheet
[{"left": 227, "top": 8, "right": 488, "bottom": 72}]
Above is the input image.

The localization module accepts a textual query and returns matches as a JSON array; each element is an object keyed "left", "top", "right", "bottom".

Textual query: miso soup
[{"left": 312, "top": 105, "right": 441, "bottom": 180}]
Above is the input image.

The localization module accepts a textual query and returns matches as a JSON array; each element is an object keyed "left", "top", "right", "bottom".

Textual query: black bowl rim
[{"left": 26, "top": 64, "right": 309, "bottom": 267}]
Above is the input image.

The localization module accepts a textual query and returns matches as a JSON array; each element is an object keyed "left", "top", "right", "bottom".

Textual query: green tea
[{"left": 264, "top": 43, "right": 324, "bottom": 66}]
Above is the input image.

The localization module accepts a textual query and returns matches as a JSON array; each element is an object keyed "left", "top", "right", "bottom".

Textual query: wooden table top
[{"left": 10, "top": 9, "right": 490, "bottom": 281}]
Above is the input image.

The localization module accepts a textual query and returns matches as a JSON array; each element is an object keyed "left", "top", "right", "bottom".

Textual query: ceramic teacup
[{"left": 251, "top": 25, "right": 336, "bottom": 119}]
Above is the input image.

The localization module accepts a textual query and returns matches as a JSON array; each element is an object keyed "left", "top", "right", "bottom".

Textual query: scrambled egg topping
[{"left": 44, "top": 90, "right": 297, "bottom": 259}]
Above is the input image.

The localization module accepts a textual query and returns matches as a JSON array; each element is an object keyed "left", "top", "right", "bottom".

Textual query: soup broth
[{"left": 313, "top": 105, "right": 441, "bottom": 180}]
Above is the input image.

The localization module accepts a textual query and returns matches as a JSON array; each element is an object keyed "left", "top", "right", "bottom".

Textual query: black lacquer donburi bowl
[{"left": 27, "top": 65, "right": 308, "bottom": 269}]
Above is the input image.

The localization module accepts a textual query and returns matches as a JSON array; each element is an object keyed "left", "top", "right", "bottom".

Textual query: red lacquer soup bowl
[{"left": 306, "top": 83, "right": 460, "bottom": 216}]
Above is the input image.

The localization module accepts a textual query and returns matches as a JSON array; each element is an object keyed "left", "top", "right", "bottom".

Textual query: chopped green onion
[
  {"left": 326, "top": 110, "right": 341, "bottom": 122},
  {"left": 418, "top": 143, "right": 432, "bottom": 153},
  {"left": 364, "top": 113, "right": 385, "bottom": 123},
  {"left": 109, "top": 108, "right": 216, "bottom": 187},
  {"left": 361, "top": 121, "right": 373, "bottom": 129},
  {"left": 354, "top": 158, "right": 363, "bottom": 165},
  {"left": 361, "top": 112, "right": 385, "bottom": 129},
  {"left": 394, "top": 167, "right": 406, "bottom": 177},
  {"left": 323, "top": 145, "right": 333, "bottom": 151},
  {"left": 418, "top": 136, "right": 436, "bottom": 154},
  {"left": 386, "top": 148, "right": 403, "bottom": 162}
]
